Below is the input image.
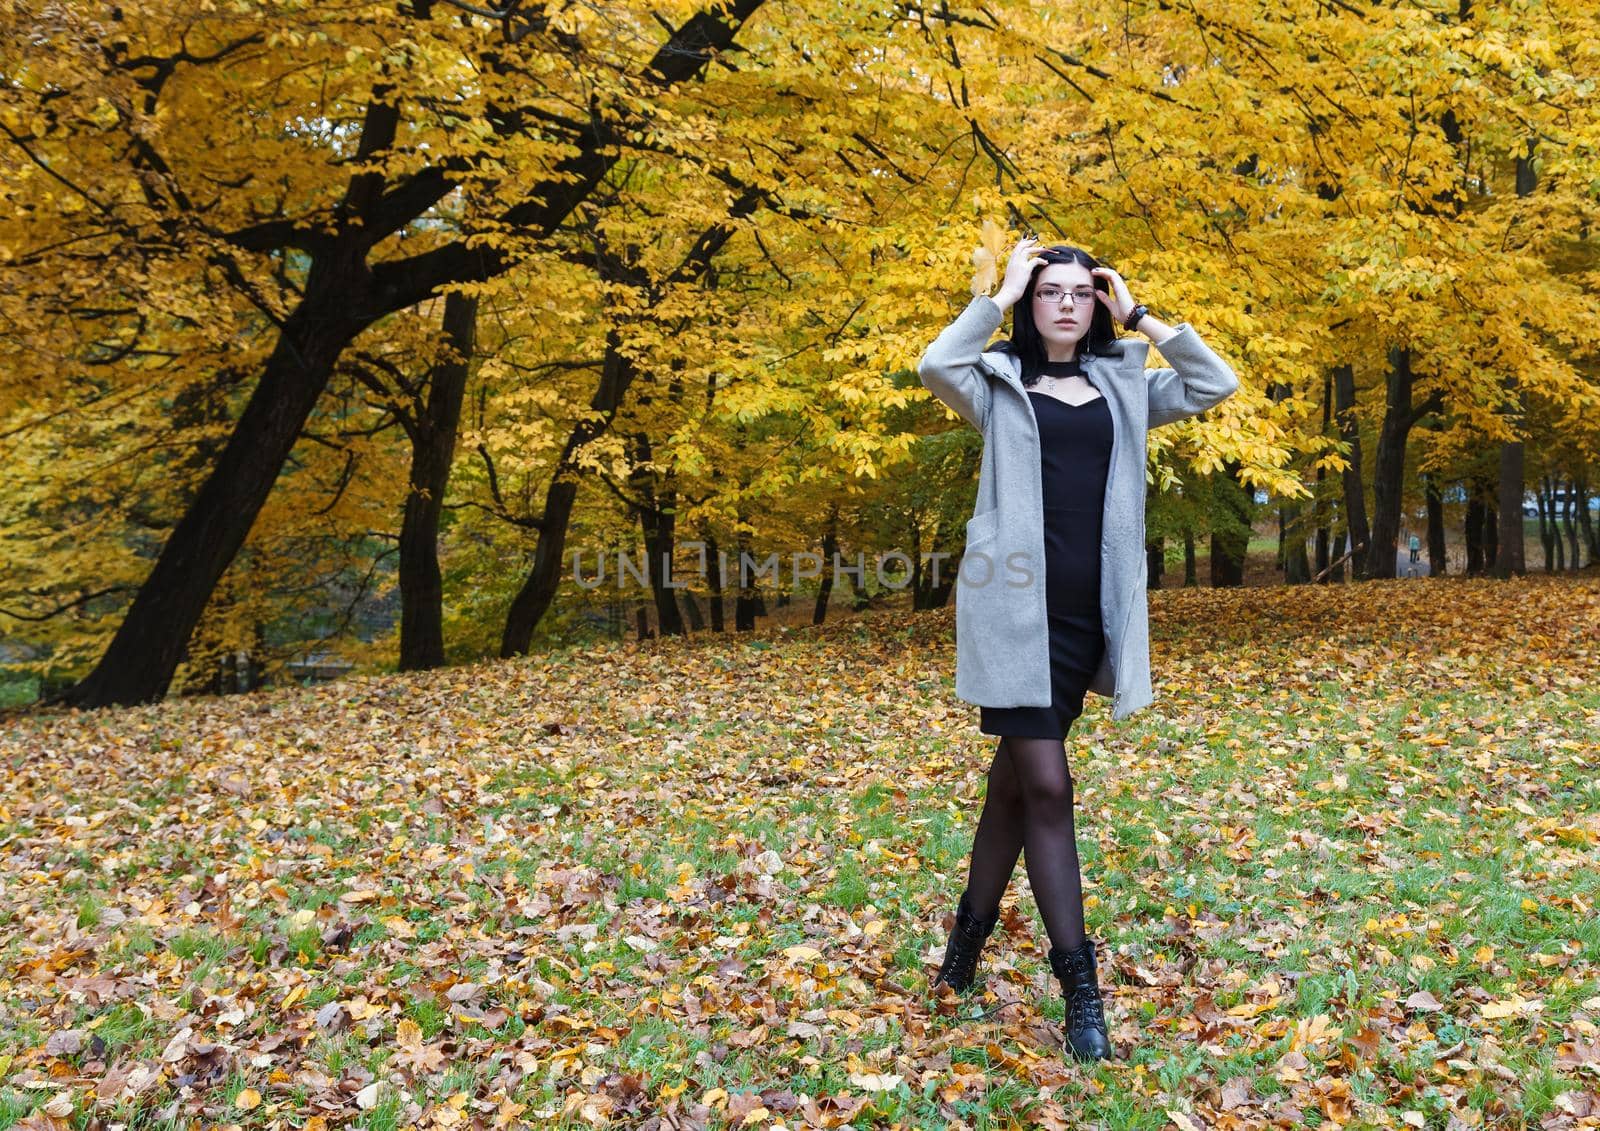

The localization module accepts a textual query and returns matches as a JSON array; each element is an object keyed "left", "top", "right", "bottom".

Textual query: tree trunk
[
  {"left": 500, "top": 481, "right": 578, "bottom": 656},
  {"left": 908, "top": 515, "right": 927, "bottom": 611},
  {"left": 1575, "top": 475, "right": 1597, "bottom": 567},
  {"left": 1330, "top": 529, "right": 1347, "bottom": 583},
  {"left": 1147, "top": 536, "right": 1165, "bottom": 590},
  {"left": 241, "top": 623, "right": 265, "bottom": 692},
  {"left": 681, "top": 591, "right": 705, "bottom": 631},
  {"left": 500, "top": 330, "right": 633, "bottom": 657},
  {"left": 1275, "top": 500, "right": 1285, "bottom": 573},
  {"left": 1493, "top": 146, "right": 1536, "bottom": 579},
  {"left": 57, "top": 277, "right": 364, "bottom": 707},
  {"left": 627, "top": 430, "right": 687, "bottom": 638},
  {"left": 1493, "top": 421, "right": 1527, "bottom": 578},
  {"left": 734, "top": 523, "right": 761, "bottom": 631},
  {"left": 1563, "top": 477, "right": 1580, "bottom": 570},
  {"left": 814, "top": 511, "right": 838, "bottom": 625},
  {"left": 927, "top": 530, "right": 956, "bottom": 609},
  {"left": 705, "top": 529, "right": 726, "bottom": 631},
  {"left": 1332, "top": 363, "right": 1370, "bottom": 576},
  {"left": 1314, "top": 371, "right": 1332, "bottom": 581},
  {"left": 1537, "top": 476, "right": 1557, "bottom": 571},
  {"left": 1464, "top": 487, "right": 1486, "bottom": 576},
  {"left": 1553, "top": 483, "right": 1566, "bottom": 572},
  {"left": 1364, "top": 346, "right": 1438, "bottom": 581},
  {"left": 1282, "top": 499, "right": 1310, "bottom": 584},
  {"left": 847, "top": 559, "right": 872, "bottom": 611},
  {"left": 1183, "top": 530, "right": 1197, "bottom": 587},
  {"left": 1209, "top": 462, "right": 1250, "bottom": 587},
  {"left": 399, "top": 292, "right": 476, "bottom": 670},
  {"left": 1424, "top": 471, "right": 1446, "bottom": 577},
  {"left": 1209, "top": 531, "right": 1244, "bottom": 587},
  {"left": 1314, "top": 509, "right": 1330, "bottom": 581},
  {"left": 1264, "top": 381, "right": 1308, "bottom": 583}
]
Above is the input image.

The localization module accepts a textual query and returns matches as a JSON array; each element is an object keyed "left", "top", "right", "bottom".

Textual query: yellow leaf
[
  {"left": 235, "top": 1087, "right": 262, "bottom": 1110},
  {"left": 970, "top": 218, "right": 1009, "bottom": 297},
  {"left": 396, "top": 1018, "right": 424, "bottom": 1048},
  {"left": 345, "top": 996, "right": 384, "bottom": 1021},
  {"left": 1480, "top": 996, "right": 1542, "bottom": 1019}
]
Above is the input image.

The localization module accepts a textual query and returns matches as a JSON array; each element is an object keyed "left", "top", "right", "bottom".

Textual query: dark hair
[{"left": 993, "top": 245, "right": 1120, "bottom": 386}]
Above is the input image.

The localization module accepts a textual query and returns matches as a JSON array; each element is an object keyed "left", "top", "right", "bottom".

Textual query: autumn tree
[
  {"left": 1, "top": 0, "right": 767, "bottom": 706},
  {"left": 5, "top": 0, "right": 1597, "bottom": 708}
]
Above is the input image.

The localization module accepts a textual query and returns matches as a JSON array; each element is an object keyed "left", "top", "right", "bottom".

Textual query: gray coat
[{"left": 917, "top": 294, "right": 1240, "bottom": 720}]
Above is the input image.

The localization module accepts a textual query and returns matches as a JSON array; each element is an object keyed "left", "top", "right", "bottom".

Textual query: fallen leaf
[{"left": 234, "top": 1087, "right": 262, "bottom": 1110}]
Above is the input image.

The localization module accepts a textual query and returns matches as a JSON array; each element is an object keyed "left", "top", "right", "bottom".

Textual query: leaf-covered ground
[{"left": 2, "top": 576, "right": 1598, "bottom": 1131}]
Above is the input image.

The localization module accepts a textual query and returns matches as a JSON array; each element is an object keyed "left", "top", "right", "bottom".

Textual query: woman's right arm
[
  {"left": 918, "top": 236, "right": 1040, "bottom": 430},
  {"left": 916, "top": 293, "right": 1007, "bottom": 432}
]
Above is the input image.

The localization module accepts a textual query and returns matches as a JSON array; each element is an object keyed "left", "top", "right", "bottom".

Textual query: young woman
[{"left": 916, "top": 237, "right": 1241, "bottom": 1062}]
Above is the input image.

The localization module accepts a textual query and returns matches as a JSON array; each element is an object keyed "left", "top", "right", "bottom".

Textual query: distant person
[
  {"left": 916, "top": 236, "right": 1240, "bottom": 1062},
  {"left": 1408, "top": 533, "right": 1421, "bottom": 564}
]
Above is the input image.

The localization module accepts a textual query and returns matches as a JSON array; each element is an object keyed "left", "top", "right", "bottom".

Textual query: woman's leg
[
  {"left": 962, "top": 737, "right": 1024, "bottom": 917},
  {"left": 1003, "top": 736, "right": 1087, "bottom": 953}
]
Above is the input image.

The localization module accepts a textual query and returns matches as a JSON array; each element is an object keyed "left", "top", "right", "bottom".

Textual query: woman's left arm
[
  {"left": 1137, "top": 315, "right": 1241, "bottom": 429},
  {"left": 1088, "top": 267, "right": 1242, "bottom": 429}
]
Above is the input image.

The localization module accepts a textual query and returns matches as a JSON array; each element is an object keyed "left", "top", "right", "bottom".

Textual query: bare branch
[{"left": 0, "top": 586, "right": 134, "bottom": 622}]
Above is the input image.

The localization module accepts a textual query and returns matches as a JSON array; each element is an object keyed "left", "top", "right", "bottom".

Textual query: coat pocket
[{"left": 965, "top": 508, "right": 999, "bottom": 547}]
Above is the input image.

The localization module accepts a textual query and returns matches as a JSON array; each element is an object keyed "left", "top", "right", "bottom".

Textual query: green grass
[{"left": 2, "top": 576, "right": 1596, "bottom": 1128}]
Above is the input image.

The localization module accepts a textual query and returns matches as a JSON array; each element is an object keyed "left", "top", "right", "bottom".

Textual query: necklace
[
  {"left": 1034, "top": 359, "right": 1101, "bottom": 405},
  {"left": 1039, "top": 363, "right": 1085, "bottom": 389}
]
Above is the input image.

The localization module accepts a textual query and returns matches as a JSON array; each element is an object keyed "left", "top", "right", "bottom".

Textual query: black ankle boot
[
  {"left": 1047, "top": 936, "right": 1112, "bottom": 1062},
  {"left": 930, "top": 891, "right": 1000, "bottom": 994}
]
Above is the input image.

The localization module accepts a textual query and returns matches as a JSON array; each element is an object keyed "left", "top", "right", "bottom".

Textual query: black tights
[{"left": 963, "top": 736, "right": 1087, "bottom": 953}]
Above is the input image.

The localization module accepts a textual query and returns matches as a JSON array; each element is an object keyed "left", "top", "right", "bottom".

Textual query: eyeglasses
[{"left": 1034, "top": 286, "right": 1098, "bottom": 306}]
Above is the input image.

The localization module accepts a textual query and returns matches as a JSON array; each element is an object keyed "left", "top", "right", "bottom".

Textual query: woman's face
[{"left": 1030, "top": 260, "right": 1098, "bottom": 357}]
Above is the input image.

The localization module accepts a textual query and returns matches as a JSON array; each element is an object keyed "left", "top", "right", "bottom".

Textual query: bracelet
[{"left": 1123, "top": 303, "right": 1150, "bottom": 332}]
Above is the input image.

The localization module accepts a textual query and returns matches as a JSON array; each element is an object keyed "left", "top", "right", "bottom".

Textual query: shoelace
[
  {"left": 937, "top": 920, "right": 987, "bottom": 988},
  {"left": 1068, "top": 981, "right": 1106, "bottom": 1031},
  {"left": 940, "top": 949, "right": 977, "bottom": 988}
]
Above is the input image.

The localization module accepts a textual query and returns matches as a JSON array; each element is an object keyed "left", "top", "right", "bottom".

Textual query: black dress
[{"left": 980, "top": 358, "right": 1114, "bottom": 739}]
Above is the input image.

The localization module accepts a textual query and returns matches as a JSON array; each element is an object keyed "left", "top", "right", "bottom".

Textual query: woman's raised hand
[
  {"left": 1088, "top": 265, "right": 1137, "bottom": 325},
  {"left": 994, "top": 236, "right": 1045, "bottom": 308}
]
